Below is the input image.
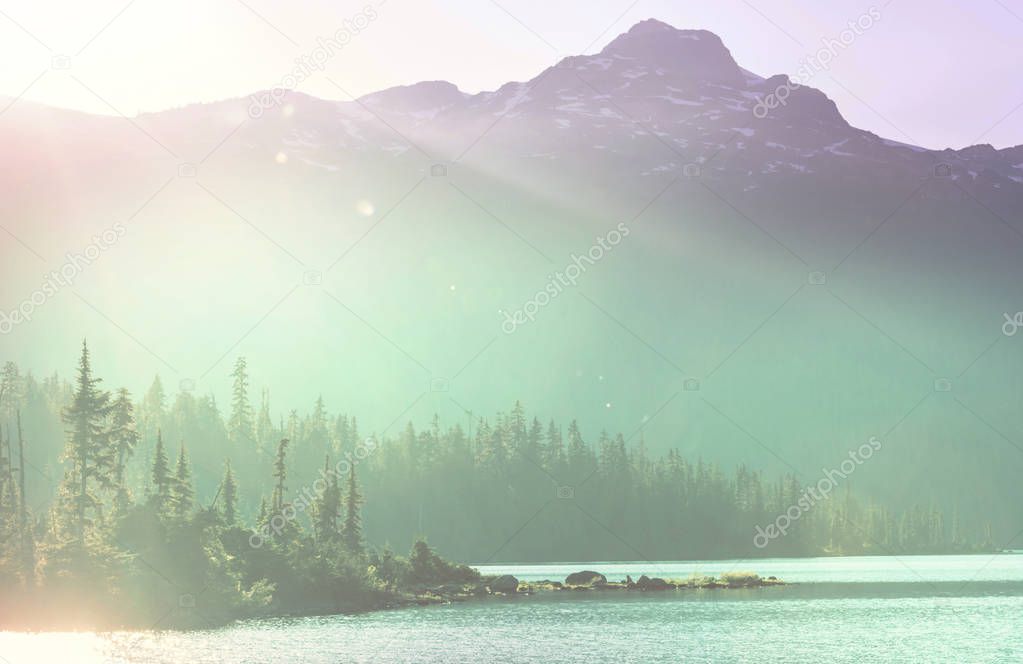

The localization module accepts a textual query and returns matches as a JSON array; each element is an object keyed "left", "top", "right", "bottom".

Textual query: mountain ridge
[{"left": 2, "top": 19, "right": 1020, "bottom": 156}]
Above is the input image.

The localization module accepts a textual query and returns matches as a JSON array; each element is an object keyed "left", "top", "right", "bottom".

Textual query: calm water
[{"left": 3, "top": 554, "right": 1022, "bottom": 663}]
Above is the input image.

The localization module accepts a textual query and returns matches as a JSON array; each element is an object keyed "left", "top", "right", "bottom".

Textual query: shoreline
[
  {"left": 8, "top": 550, "right": 1021, "bottom": 633},
  {"left": 419, "top": 569, "right": 784, "bottom": 602},
  {"left": 0, "top": 570, "right": 783, "bottom": 633}
]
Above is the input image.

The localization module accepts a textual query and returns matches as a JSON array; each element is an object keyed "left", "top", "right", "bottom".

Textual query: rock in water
[
  {"left": 635, "top": 575, "right": 672, "bottom": 590},
  {"left": 565, "top": 571, "right": 607, "bottom": 586},
  {"left": 490, "top": 575, "right": 520, "bottom": 593}
]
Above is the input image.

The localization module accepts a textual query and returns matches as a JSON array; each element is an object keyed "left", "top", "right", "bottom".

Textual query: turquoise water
[
  {"left": 2, "top": 554, "right": 1022, "bottom": 663},
  {"left": 477, "top": 553, "right": 1023, "bottom": 584}
]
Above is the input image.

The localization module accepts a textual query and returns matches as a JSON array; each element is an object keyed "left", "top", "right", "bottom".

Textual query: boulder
[
  {"left": 489, "top": 575, "right": 520, "bottom": 593},
  {"left": 565, "top": 570, "right": 607, "bottom": 586},
  {"left": 635, "top": 575, "right": 672, "bottom": 590}
]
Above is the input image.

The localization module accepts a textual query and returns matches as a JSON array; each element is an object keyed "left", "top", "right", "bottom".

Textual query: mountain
[{"left": 1, "top": 19, "right": 1021, "bottom": 539}]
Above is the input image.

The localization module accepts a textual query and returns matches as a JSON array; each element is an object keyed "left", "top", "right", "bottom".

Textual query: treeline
[
  {"left": 0, "top": 346, "right": 994, "bottom": 618},
  {"left": 0, "top": 343, "right": 476, "bottom": 629},
  {"left": 358, "top": 413, "right": 989, "bottom": 562}
]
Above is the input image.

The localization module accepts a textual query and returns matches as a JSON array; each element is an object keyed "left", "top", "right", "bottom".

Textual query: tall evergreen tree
[
  {"left": 257, "top": 495, "right": 268, "bottom": 526},
  {"left": 59, "top": 340, "right": 113, "bottom": 544},
  {"left": 140, "top": 375, "right": 166, "bottom": 443},
  {"left": 0, "top": 426, "right": 18, "bottom": 580},
  {"left": 271, "top": 438, "right": 289, "bottom": 513},
  {"left": 306, "top": 395, "right": 330, "bottom": 461},
  {"left": 170, "top": 444, "right": 194, "bottom": 519},
  {"left": 228, "top": 357, "right": 254, "bottom": 447},
  {"left": 566, "top": 419, "right": 589, "bottom": 480},
  {"left": 108, "top": 388, "right": 140, "bottom": 507},
  {"left": 16, "top": 410, "right": 33, "bottom": 582},
  {"left": 341, "top": 461, "right": 363, "bottom": 555},
  {"left": 313, "top": 455, "right": 340, "bottom": 542},
  {"left": 0, "top": 362, "right": 23, "bottom": 420},
  {"left": 220, "top": 460, "right": 238, "bottom": 525},
  {"left": 255, "top": 389, "right": 274, "bottom": 455},
  {"left": 150, "top": 430, "right": 171, "bottom": 515},
  {"left": 544, "top": 420, "right": 563, "bottom": 472},
  {"left": 525, "top": 417, "right": 543, "bottom": 461}
]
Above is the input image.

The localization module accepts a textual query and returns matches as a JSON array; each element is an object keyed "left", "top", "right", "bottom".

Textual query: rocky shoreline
[
  {"left": 408, "top": 570, "right": 784, "bottom": 606},
  {"left": 0, "top": 570, "right": 784, "bottom": 630}
]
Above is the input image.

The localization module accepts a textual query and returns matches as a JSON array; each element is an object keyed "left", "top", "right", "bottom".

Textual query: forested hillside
[{"left": 0, "top": 342, "right": 991, "bottom": 609}]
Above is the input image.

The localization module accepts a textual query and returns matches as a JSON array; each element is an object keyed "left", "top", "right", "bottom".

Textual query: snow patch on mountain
[{"left": 824, "top": 139, "right": 854, "bottom": 156}]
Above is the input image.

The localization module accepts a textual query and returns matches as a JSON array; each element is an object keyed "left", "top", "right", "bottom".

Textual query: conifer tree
[
  {"left": 140, "top": 375, "right": 166, "bottom": 443},
  {"left": 341, "top": 461, "right": 363, "bottom": 555},
  {"left": 544, "top": 420, "right": 563, "bottom": 472},
  {"left": 257, "top": 496, "right": 268, "bottom": 526},
  {"left": 170, "top": 444, "right": 194, "bottom": 519},
  {"left": 0, "top": 362, "right": 22, "bottom": 420},
  {"left": 228, "top": 357, "right": 253, "bottom": 446},
  {"left": 525, "top": 417, "right": 543, "bottom": 461},
  {"left": 255, "top": 389, "right": 274, "bottom": 455},
  {"left": 221, "top": 460, "right": 238, "bottom": 525},
  {"left": 59, "top": 340, "right": 113, "bottom": 543},
  {"left": 271, "top": 438, "right": 289, "bottom": 513},
  {"left": 16, "top": 410, "right": 33, "bottom": 582},
  {"left": 313, "top": 455, "right": 340, "bottom": 542},
  {"left": 408, "top": 539, "right": 434, "bottom": 582},
  {"left": 150, "top": 430, "right": 171, "bottom": 516},
  {"left": 0, "top": 427, "right": 18, "bottom": 579},
  {"left": 109, "top": 388, "right": 140, "bottom": 504},
  {"left": 261, "top": 438, "right": 302, "bottom": 544},
  {"left": 349, "top": 417, "right": 360, "bottom": 451},
  {"left": 307, "top": 396, "right": 330, "bottom": 461},
  {"left": 566, "top": 419, "right": 589, "bottom": 479}
]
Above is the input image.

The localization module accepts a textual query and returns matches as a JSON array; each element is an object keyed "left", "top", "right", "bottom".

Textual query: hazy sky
[{"left": 0, "top": 0, "right": 1020, "bottom": 149}]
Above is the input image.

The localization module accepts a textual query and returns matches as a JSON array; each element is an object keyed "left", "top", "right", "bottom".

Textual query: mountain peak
[
  {"left": 600, "top": 20, "right": 742, "bottom": 83},
  {"left": 624, "top": 18, "right": 707, "bottom": 37}
]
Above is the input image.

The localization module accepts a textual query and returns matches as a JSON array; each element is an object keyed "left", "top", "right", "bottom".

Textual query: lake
[{"left": 2, "top": 554, "right": 1022, "bottom": 663}]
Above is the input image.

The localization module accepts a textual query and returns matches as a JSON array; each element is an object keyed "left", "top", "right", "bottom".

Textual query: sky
[{"left": 0, "top": 0, "right": 1021, "bottom": 150}]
